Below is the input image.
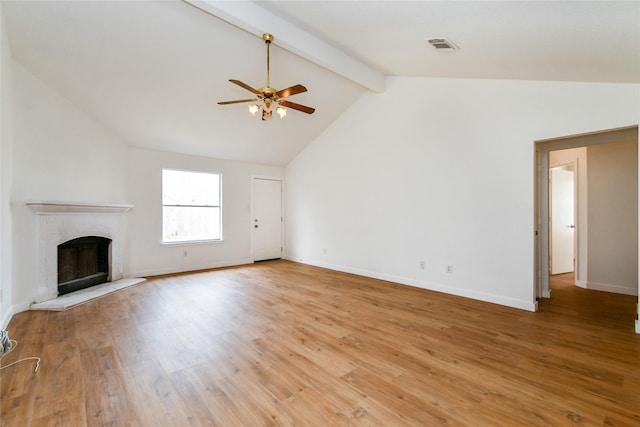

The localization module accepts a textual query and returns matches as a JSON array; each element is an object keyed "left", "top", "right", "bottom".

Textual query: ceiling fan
[{"left": 218, "top": 33, "right": 315, "bottom": 121}]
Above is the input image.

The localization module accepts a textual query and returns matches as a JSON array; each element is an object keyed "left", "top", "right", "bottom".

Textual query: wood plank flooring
[{"left": 1, "top": 261, "right": 639, "bottom": 426}]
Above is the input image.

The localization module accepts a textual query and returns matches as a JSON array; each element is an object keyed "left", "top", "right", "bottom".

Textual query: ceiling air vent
[{"left": 427, "top": 38, "right": 458, "bottom": 51}]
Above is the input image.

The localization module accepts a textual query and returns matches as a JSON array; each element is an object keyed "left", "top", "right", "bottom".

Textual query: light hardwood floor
[{"left": 1, "top": 261, "right": 639, "bottom": 426}]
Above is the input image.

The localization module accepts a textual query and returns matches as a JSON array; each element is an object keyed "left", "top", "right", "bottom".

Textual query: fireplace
[
  {"left": 27, "top": 201, "right": 133, "bottom": 303},
  {"left": 58, "top": 236, "right": 112, "bottom": 295}
]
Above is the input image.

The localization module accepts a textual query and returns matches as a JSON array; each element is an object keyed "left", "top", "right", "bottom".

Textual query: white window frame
[{"left": 161, "top": 168, "right": 222, "bottom": 244}]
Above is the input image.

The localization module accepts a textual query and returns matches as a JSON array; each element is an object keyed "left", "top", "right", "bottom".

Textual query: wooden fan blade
[
  {"left": 279, "top": 100, "right": 315, "bottom": 114},
  {"left": 229, "top": 79, "right": 261, "bottom": 95},
  {"left": 275, "top": 84, "right": 307, "bottom": 99},
  {"left": 218, "top": 99, "right": 259, "bottom": 105}
]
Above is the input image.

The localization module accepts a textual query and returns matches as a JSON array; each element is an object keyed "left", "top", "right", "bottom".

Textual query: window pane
[
  {"left": 163, "top": 206, "right": 220, "bottom": 242},
  {"left": 162, "top": 169, "right": 220, "bottom": 206}
]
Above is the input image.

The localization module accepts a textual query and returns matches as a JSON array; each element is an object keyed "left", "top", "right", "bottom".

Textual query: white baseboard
[
  {"left": 0, "top": 308, "right": 12, "bottom": 330},
  {"left": 285, "top": 256, "right": 538, "bottom": 312},
  {"left": 636, "top": 319, "right": 640, "bottom": 334},
  {"left": 584, "top": 281, "right": 638, "bottom": 296},
  {"left": 1, "top": 302, "right": 31, "bottom": 330},
  {"left": 127, "top": 258, "right": 254, "bottom": 278}
]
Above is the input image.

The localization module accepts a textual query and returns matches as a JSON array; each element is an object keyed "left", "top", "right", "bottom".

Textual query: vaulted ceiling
[{"left": 3, "top": 1, "right": 639, "bottom": 166}]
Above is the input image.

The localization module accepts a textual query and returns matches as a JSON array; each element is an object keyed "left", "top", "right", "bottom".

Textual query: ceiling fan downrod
[{"left": 263, "top": 33, "right": 273, "bottom": 89}]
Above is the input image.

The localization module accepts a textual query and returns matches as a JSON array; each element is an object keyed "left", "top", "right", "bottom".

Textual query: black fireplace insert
[{"left": 57, "top": 236, "right": 111, "bottom": 295}]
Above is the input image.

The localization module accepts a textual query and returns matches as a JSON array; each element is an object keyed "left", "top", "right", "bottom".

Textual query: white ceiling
[{"left": 3, "top": 1, "right": 639, "bottom": 166}]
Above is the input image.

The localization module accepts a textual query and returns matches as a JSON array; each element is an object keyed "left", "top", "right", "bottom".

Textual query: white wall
[
  {"left": 587, "top": 139, "right": 638, "bottom": 295},
  {"left": 11, "top": 63, "right": 130, "bottom": 203},
  {"left": 10, "top": 62, "right": 131, "bottom": 309},
  {"left": 285, "top": 76, "right": 640, "bottom": 311},
  {"left": 127, "top": 147, "right": 283, "bottom": 277},
  {"left": 0, "top": 6, "right": 14, "bottom": 329}
]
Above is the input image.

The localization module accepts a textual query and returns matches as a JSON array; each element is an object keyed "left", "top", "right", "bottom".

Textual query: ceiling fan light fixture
[
  {"left": 263, "top": 98, "right": 273, "bottom": 112},
  {"left": 276, "top": 106, "right": 287, "bottom": 118},
  {"left": 249, "top": 104, "right": 260, "bottom": 115}
]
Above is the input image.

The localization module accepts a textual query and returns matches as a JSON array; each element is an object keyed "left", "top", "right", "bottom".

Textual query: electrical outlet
[
  {"left": 446, "top": 264, "right": 453, "bottom": 274},
  {"left": 419, "top": 261, "right": 425, "bottom": 270}
]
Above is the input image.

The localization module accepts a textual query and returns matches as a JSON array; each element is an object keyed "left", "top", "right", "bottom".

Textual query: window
[{"left": 162, "top": 169, "right": 221, "bottom": 243}]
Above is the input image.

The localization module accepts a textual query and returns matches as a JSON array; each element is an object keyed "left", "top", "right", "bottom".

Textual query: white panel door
[
  {"left": 550, "top": 166, "right": 575, "bottom": 274},
  {"left": 253, "top": 178, "right": 283, "bottom": 261}
]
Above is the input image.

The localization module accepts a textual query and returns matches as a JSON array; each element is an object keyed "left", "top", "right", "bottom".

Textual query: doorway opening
[
  {"left": 549, "top": 163, "right": 576, "bottom": 277},
  {"left": 534, "top": 125, "right": 639, "bottom": 332}
]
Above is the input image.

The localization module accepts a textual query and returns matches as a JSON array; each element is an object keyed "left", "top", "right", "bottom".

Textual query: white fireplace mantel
[{"left": 26, "top": 201, "right": 134, "bottom": 215}]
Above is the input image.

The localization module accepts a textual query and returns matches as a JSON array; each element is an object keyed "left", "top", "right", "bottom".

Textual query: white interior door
[
  {"left": 253, "top": 178, "right": 283, "bottom": 261},
  {"left": 550, "top": 166, "right": 575, "bottom": 274}
]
